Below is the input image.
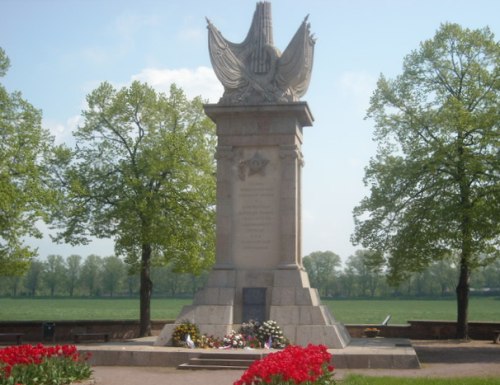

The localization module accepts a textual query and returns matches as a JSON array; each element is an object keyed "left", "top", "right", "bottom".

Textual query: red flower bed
[
  {"left": 235, "top": 344, "right": 335, "bottom": 385},
  {"left": 0, "top": 344, "right": 91, "bottom": 385}
]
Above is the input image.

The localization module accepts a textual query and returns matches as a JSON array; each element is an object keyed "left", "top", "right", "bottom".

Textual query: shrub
[{"left": 0, "top": 344, "right": 92, "bottom": 385}]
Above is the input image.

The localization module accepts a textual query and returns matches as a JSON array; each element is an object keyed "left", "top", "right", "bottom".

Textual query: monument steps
[{"left": 178, "top": 352, "right": 263, "bottom": 370}]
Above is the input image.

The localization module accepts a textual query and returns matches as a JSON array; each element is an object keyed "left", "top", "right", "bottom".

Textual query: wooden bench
[
  {"left": 494, "top": 330, "right": 500, "bottom": 344},
  {"left": 72, "top": 332, "right": 110, "bottom": 344},
  {"left": 0, "top": 333, "right": 25, "bottom": 345}
]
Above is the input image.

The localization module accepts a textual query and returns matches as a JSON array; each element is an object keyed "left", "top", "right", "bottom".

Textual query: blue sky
[{"left": 1, "top": 0, "right": 499, "bottom": 263}]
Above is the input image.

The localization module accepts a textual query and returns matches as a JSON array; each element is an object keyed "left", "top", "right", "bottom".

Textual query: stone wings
[{"left": 207, "top": 2, "right": 315, "bottom": 105}]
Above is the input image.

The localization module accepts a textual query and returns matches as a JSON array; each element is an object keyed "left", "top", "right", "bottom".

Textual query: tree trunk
[
  {"left": 456, "top": 259, "right": 470, "bottom": 339},
  {"left": 139, "top": 243, "right": 153, "bottom": 337},
  {"left": 456, "top": 135, "right": 472, "bottom": 340}
]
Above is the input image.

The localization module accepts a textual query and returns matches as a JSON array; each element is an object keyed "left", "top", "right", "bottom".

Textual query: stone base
[
  {"left": 155, "top": 268, "right": 351, "bottom": 348},
  {"left": 86, "top": 337, "right": 421, "bottom": 369}
]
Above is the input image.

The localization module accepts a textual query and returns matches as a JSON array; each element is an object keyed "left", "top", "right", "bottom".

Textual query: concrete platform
[{"left": 78, "top": 337, "right": 420, "bottom": 369}]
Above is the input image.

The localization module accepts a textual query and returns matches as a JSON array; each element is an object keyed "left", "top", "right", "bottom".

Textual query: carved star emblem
[
  {"left": 238, "top": 152, "right": 269, "bottom": 180},
  {"left": 247, "top": 152, "right": 269, "bottom": 176}
]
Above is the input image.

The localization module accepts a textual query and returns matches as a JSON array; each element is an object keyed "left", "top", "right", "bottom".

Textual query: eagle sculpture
[{"left": 207, "top": 2, "right": 315, "bottom": 105}]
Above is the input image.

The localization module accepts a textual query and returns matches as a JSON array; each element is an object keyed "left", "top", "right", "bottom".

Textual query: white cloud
[{"left": 131, "top": 66, "right": 223, "bottom": 102}]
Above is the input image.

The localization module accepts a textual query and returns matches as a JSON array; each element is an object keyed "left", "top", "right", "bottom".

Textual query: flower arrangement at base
[
  {"left": 234, "top": 344, "right": 335, "bottom": 385},
  {"left": 198, "top": 334, "right": 222, "bottom": 349},
  {"left": 171, "top": 320, "right": 202, "bottom": 347},
  {"left": 245, "top": 336, "right": 261, "bottom": 349},
  {"left": 256, "top": 320, "right": 288, "bottom": 349},
  {"left": 239, "top": 320, "right": 262, "bottom": 348},
  {"left": 223, "top": 330, "right": 247, "bottom": 349},
  {"left": 0, "top": 343, "right": 92, "bottom": 385},
  {"left": 239, "top": 320, "right": 261, "bottom": 338}
]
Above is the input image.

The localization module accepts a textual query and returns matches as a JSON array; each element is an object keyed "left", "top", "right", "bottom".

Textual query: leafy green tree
[
  {"left": 0, "top": 275, "right": 22, "bottom": 296},
  {"left": 151, "top": 263, "right": 207, "bottom": 297},
  {"left": 151, "top": 265, "right": 181, "bottom": 296},
  {"left": 0, "top": 48, "right": 55, "bottom": 275},
  {"left": 65, "top": 254, "right": 82, "bottom": 297},
  {"left": 80, "top": 254, "right": 102, "bottom": 296},
  {"left": 43, "top": 254, "right": 66, "bottom": 297},
  {"left": 52, "top": 82, "right": 216, "bottom": 336},
  {"left": 126, "top": 273, "right": 140, "bottom": 297},
  {"left": 337, "top": 265, "right": 356, "bottom": 298},
  {"left": 428, "top": 259, "right": 458, "bottom": 296},
  {"left": 482, "top": 260, "right": 500, "bottom": 289},
  {"left": 345, "top": 250, "right": 385, "bottom": 297},
  {"left": 303, "top": 251, "right": 341, "bottom": 297},
  {"left": 352, "top": 24, "right": 499, "bottom": 338},
  {"left": 23, "top": 260, "right": 45, "bottom": 296},
  {"left": 102, "top": 255, "right": 125, "bottom": 297}
]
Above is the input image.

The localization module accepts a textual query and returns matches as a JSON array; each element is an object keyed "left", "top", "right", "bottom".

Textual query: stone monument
[{"left": 156, "top": 1, "right": 351, "bottom": 348}]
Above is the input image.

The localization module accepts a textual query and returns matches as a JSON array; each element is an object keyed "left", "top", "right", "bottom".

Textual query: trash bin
[{"left": 42, "top": 322, "right": 55, "bottom": 341}]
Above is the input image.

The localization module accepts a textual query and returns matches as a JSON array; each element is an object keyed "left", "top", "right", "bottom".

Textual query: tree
[
  {"left": 65, "top": 254, "right": 82, "bottom": 297},
  {"left": 0, "top": 275, "right": 22, "bottom": 296},
  {"left": 428, "top": 259, "right": 458, "bottom": 296},
  {"left": 352, "top": 24, "right": 499, "bottom": 339},
  {"left": 345, "top": 250, "right": 385, "bottom": 297},
  {"left": 0, "top": 48, "right": 55, "bottom": 275},
  {"left": 102, "top": 255, "right": 125, "bottom": 297},
  {"left": 23, "top": 260, "right": 45, "bottom": 296},
  {"left": 337, "top": 264, "right": 356, "bottom": 298},
  {"left": 303, "top": 251, "right": 341, "bottom": 297},
  {"left": 43, "top": 254, "right": 66, "bottom": 296},
  {"left": 481, "top": 259, "right": 500, "bottom": 289},
  {"left": 52, "top": 82, "right": 216, "bottom": 336},
  {"left": 125, "top": 273, "right": 140, "bottom": 297},
  {"left": 80, "top": 254, "right": 102, "bottom": 297}
]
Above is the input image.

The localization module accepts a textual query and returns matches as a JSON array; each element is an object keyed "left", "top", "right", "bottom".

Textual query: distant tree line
[
  {"left": 1, "top": 250, "right": 498, "bottom": 299},
  {"left": 0, "top": 254, "right": 208, "bottom": 298},
  {"left": 303, "top": 250, "right": 500, "bottom": 299}
]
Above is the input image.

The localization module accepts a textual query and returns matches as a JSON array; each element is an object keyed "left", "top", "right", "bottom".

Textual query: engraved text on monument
[{"left": 233, "top": 147, "right": 280, "bottom": 269}]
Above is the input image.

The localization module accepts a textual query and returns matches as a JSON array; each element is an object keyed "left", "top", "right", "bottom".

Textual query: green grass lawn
[
  {"left": 0, "top": 297, "right": 191, "bottom": 321},
  {"left": 342, "top": 375, "right": 500, "bottom": 385},
  {"left": 0, "top": 296, "right": 498, "bottom": 323}
]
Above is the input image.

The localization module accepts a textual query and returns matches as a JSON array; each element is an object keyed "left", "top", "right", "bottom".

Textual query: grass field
[
  {"left": 323, "top": 297, "right": 500, "bottom": 324},
  {"left": 0, "top": 296, "right": 498, "bottom": 323}
]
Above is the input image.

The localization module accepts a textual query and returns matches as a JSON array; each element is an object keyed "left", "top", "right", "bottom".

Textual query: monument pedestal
[
  {"left": 157, "top": 267, "right": 350, "bottom": 348},
  {"left": 156, "top": 103, "right": 350, "bottom": 348}
]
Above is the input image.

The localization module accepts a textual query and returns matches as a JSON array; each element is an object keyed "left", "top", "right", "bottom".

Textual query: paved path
[
  {"left": 91, "top": 363, "right": 500, "bottom": 385},
  {"left": 90, "top": 340, "right": 500, "bottom": 385}
]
